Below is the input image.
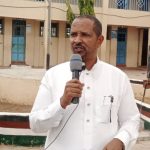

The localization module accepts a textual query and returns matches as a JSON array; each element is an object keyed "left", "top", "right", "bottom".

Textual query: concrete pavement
[
  {"left": 0, "top": 65, "right": 148, "bottom": 80},
  {"left": 0, "top": 140, "right": 150, "bottom": 150},
  {"left": 133, "top": 140, "right": 150, "bottom": 150},
  {"left": 0, "top": 65, "right": 149, "bottom": 105}
]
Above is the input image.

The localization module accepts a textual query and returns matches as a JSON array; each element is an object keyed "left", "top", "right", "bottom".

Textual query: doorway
[
  {"left": 11, "top": 20, "right": 26, "bottom": 64},
  {"left": 141, "top": 29, "right": 148, "bottom": 66},
  {"left": 117, "top": 27, "right": 127, "bottom": 66}
]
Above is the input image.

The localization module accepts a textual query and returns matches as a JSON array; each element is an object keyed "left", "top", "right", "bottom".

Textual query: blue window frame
[
  {"left": 117, "top": 0, "right": 128, "bottom": 9},
  {"left": 12, "top": 20, "right": 26, "bottom": 63}
]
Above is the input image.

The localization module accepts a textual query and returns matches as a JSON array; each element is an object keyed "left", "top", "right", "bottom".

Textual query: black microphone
[
  {"left": 70, "top": 54, "right": 83, "bottom": 104},
  {"left": 147, "top": 45, "right": 150, "bottom": 79}
]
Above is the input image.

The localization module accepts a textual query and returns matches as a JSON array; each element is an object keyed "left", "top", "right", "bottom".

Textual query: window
[
  {"left": 52, "top": 0, "right": 68, "bottom": 4},
  {"left": 51, "top": 23, "right": 58, "bottom": 37},
  {"left": 0, "top": 19, "right": 4, "bottom": 34},
  {"left": 40, "top": 21, "right": 44, "bottom": 37},
  {"left": 65, "top": 24, "right": 71, "bottom": 38},
  {"left": 117, "top": 0, "right": 128, "bottom": 9},
  {"left": 13, "top": 20, "right": 26, "bottom": 36},
  {"left": 94, "top": 0, "right": 102, "bottom": 7},
  {"left": 117, "top": 27, "right": 127, "bottom": 42},
  {"left": 137, "top": 0, "right": 149, "bottom": 11}
]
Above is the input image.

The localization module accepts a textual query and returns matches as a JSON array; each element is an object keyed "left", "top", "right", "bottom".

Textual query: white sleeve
[
  {"left": 114, "top": 75, "right": 140, "bottom": 149},
  {"left": 29, "top": 71, "right": 65, "bottom": 133}
]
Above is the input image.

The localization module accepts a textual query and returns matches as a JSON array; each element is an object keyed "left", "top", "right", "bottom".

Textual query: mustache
[{"left": 74, "top": 43, "right": 85, "bottom": 49}]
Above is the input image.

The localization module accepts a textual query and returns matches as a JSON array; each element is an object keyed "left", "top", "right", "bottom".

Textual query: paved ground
[
  {"left": 0, "top": 65, "right": 45, "bottom": 80},
  {"left": 0, "top": 66, "right": 149, "bottom": 112},
  {"left": 0, "top": 65, "right": 148, "bottom": 84},
  {"left": 133, "top": 141, "right": 150, "bottom": 150},
  {"left": 0, "top": 140, "right": 150, "bottom": 150},
  {"left": 0, "top": 65, "right": 147, "bottom": 80}
]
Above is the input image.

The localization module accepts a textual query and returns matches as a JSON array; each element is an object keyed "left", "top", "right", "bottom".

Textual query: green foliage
[
  {"left": 66, "top": 0, "right": 95, "bottom": 25},
  {"left": 78, "top": 0, "right": 95, "bottom": 16},
  {"left": 66, "top": 0, "right": 75, "bottom": 25}
]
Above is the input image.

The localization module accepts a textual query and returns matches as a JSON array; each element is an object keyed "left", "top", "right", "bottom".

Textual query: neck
[{"left": 84, "top": 57, "right": 97, "bottom": 70}]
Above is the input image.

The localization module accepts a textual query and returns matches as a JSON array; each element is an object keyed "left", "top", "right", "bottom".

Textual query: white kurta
[{"left": 29, "top": 59, "right": 140, "bottom": 150}]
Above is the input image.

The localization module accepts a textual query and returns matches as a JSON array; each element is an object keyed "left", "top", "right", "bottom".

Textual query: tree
[
  {"left": 78, "top": 0, "right": 95, "bottom": 16},
  {"left": 66, "top": 0, "right": 75, "bottom": 25},
  {"left": 66, "top": 0, "right": 95, "bottom": 25}
]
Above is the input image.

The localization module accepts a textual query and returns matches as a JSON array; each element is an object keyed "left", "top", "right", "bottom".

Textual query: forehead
[{"left": 71, "top": 18, "right": 94, "bottom": 32}]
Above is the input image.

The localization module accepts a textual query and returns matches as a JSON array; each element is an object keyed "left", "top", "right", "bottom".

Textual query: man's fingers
[
  {"left": 66, "top": 79, "right": 84, "bottom": 89},
  {"left": 60, "top": 79, "right": 84, "bottom": 108}
]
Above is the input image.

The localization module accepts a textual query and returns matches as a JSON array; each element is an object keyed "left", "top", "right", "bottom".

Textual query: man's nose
[{"left": 74, "top": 34, "right": 82, "bottom": 43}]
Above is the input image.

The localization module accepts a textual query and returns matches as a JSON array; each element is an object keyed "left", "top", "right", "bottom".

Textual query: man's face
[{"left": 70, "top": 18, "right": 103, "bottom": 62}]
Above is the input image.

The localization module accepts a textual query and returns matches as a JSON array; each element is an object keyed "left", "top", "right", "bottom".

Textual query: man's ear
[
  {"left": 98, "top": 35, "right": 104, "bottom": 44},
  {"left": 97, "top": 35, "right": 104, "bottom": 48}
]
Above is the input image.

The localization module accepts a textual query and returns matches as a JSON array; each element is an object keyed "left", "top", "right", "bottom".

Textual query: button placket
[
  {"left": 86, "top": 72, "right": 89, "bottom": 75},
  {"left": 83, "top": 70, "right": 93, "bottom": 150},
  {"left": 87, "top": 103, "right": 91, "bottom": 106}
]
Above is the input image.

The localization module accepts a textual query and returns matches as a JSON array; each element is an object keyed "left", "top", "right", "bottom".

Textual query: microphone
[
  {"left": 70, "top": 54, "right": 83, "bottom": 104},
  {"left": 147, "top": 45, "right": 150, "bottom": 79}
]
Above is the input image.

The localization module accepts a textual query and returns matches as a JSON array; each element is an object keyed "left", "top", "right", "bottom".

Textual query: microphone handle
[
  {"left": 72, "top": 71, "right": 79, "bottom": 79},
  {"left": 72, "top": 97, "right": 79, "bottom": 104},
  {"left": 71, "top": 70, "right": 80, "bottom": 104}
]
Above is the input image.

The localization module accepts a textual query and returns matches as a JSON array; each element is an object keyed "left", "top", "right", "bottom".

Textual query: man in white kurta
[
  {"left": 29, "top": 15, "right": 140, "bottom": 150},
  {"left": 30, "top": 60, "right": 140, "bottom": 150}
]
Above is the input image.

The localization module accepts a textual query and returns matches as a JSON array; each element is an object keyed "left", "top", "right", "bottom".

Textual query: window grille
[
  {"left": 51, "top": 23, "right": 59, "bottom": 37},
  {"left": 0, "top": 19, "right": 4, "bottom": 34},
  {"left": 109, "top": 0, "right": 150, "bottom": 11},
  {"left": 40, "top": 21, "right": 44, "bottom": 37},
  {"left": 51, "top": 0, "right": 102, "bottom": 7}
]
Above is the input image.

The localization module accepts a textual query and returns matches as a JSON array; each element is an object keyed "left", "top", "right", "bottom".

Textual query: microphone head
[{"left": 70, "top": 54, "right": 82, "bottom": 72}]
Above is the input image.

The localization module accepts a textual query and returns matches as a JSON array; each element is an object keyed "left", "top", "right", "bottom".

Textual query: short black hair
[{"left": 74, "top": 15, "right": 102, "bottom": 37}]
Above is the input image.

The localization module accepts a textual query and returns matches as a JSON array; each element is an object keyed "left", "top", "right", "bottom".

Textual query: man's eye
[
  {"left": 70, "top": 33, "right": 76, "bottom": 37},
  {"left": 70, "top": 32, "right": 91, "bottom": 37},
  {"left": 81, "top": 33, "right": 91, "bottom": 37}
]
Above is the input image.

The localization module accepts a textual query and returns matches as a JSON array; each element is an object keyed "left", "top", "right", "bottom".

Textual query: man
[{"left": 29, "top": 15, "right": 140, "bottom": 150}]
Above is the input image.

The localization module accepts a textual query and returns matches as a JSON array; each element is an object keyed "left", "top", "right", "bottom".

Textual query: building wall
[
  {"left": 26, "top": 20, "right": 35, "bottom": 66},
  {"left": 126, "top": 27, "right": 139, "bottom": 67},
  {"left": 3, "top": 18, "right": 12, "bottom": 67},
  {"left": 51, "top": 3, "right": 68, "bottom": 21},
  {"left": 0, "top": 17, "right": 146, "bottom": 68},
  {"left": 0, "top": 0, "right": 150, "bottom": 68},
  {"left": 0, "top": 35, "right": 4, "bottom": 66},
  {"left": 50, "top": 38, "right": 58, "bottom": 66},
  {"left": 0, "top": 18, "right": 44, "bottom": 68},
  {"left": 0, "top": 0, "right": 47, "bottom": 20},
  {"left": 106, "top": 26, "right": 118, "bottom": 66},
  {"left": 57, "top": 22, "right": 66, "bottom": 64},
  {"left": 26, "top": 20, "right": 44, "bottom": 68},
  {"left": 65, "top": 38, "right": 72, "bottom": 61},
  {"left": 105, "top": 26, "right": 142, "bottom": 67}
]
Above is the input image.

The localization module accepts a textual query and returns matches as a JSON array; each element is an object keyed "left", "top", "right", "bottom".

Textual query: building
[{"left": 0, "top": 0, "right": 150, "bottom": 68}]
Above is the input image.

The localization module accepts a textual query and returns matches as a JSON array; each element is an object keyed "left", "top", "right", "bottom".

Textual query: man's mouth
[{"left": 73, "top": 46, "right": 85, "bottom": 53}]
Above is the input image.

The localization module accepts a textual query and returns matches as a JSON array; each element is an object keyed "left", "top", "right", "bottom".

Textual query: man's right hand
[{"left": 60, "top": 79, "right": 84, "bottom": 109}]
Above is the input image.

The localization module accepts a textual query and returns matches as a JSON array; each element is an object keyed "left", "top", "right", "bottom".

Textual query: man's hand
[
  {"left": 103, "top": 138, "right": 124, "bottom": 150},
  {"left": 60, "top": 79, "right": 84, "bottom": 109}
]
